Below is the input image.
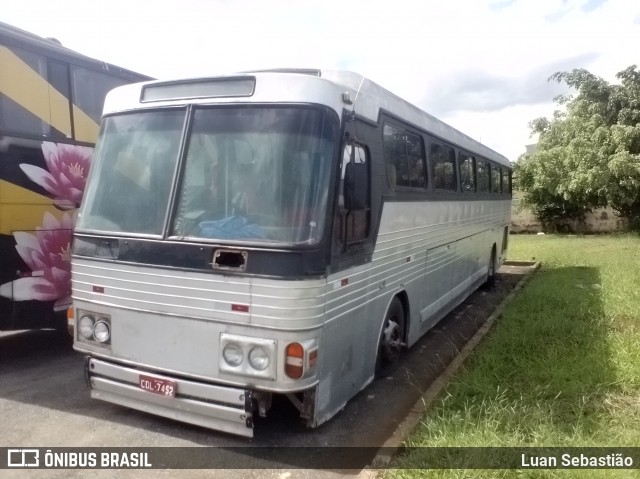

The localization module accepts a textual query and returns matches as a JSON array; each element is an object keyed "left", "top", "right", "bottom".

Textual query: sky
[{"left": 4, "top": 0, "right": 640, "bottom": 161}]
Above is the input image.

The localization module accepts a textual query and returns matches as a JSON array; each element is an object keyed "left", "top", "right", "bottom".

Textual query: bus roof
[
  {"left": 103, "top": 68, "right": 510, "bottom": 167},
  {"left": 0, "top": 21, "right": 151, "bottom": 83},
  {"left": 320, "top": 70, "right": 511, "bottom": 167}
]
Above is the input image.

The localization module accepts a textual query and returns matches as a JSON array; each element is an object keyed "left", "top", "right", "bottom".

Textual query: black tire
[
  {"left": 375, "top": 297, "right": 405, "bottom": 376},
  {"left": 483, "top": 246, "right": 497, "bottom": 289}
]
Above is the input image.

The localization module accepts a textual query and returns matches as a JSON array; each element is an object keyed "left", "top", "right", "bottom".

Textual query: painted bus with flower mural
[{"left": 0, "top": 22, "right": 150, "bottom": 333}]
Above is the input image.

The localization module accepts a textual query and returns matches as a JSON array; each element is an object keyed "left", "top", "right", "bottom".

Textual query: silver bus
[{"left": 71, "top": 69, "right": 512, "bottom": 437}]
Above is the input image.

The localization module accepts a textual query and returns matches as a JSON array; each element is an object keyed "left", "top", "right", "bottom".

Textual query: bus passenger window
[
  {"left": 431, "top": 143, "right": 456, "bottom": 191},
  {"left": 491, "top": 165, "right": 502, "bottom": 193},
  {"left": 382, "top": 124, "right": 426, "bottom": 189},
  {"left": 405, "top": 133, "right": 426, "bottom": 188},
  {"left": 502, "top": 168, "right": 511, "bottom": 194},
  {"left": 459, "top": 153, "right": 476, "bottom": 192},
  {"left": 72, "top": 67, "right": 129, "bottom": 124},
  {"left": 0, "top": 46, "right": 52, "bottom": 138},
  {"left": 477, "top": 160, "right": 490, "bottom": 193}
]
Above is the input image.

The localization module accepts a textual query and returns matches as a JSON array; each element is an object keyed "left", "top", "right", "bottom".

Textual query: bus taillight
[{"left": 285, "top": 342, "right": 304, "bottom": 379}]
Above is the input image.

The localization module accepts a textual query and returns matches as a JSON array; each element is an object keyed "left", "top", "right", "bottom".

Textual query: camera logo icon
[{"left": 7, "top": 449, "right": 39, "bottom": 468}]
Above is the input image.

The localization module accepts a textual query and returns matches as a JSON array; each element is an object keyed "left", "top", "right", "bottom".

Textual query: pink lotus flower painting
[
  {"left": 19, "top": 141, "right": 92, "bottom": 209},
  {"left": 1, "top": 141, "right": 91, "bottom": 310},
  {"left": 0, "top": 212, "right": 74, "bottom": 311}
]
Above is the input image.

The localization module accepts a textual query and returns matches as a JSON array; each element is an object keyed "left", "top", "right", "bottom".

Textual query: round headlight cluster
[
  {"left": 78, "top": 314, "right": 111, "bottom": 343},
  {"left": 222, "top": 343, "right": 271, "bottom": 371}
]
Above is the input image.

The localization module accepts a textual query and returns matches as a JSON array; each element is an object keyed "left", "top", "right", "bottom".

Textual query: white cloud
[{"left": 3, "top": 0, "right": 640, "bottom": 161}]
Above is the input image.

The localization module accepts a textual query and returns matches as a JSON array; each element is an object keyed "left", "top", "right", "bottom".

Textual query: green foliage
[
  {"left": 385, "top": 235, "right": 640, "bottom": 478},
  {"left": 516, "top": 65, "right": 640, "bottom": 230}
]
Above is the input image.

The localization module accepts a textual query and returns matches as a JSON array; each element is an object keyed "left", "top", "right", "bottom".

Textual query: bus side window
[
  {"left": 502, "top": 168, "right": 511, "bottom": 195},
  {"left": 0, "top": 46, "right": 52, "bottom": 138},
  {"left": 431, "top": 142, "right": 457, "bottom": 191},
  {"left": 382, "top": 124, "right": 426, "bottom": 189},
  {"left": 334, "top": 143, "right": 370, "bottom": 249},
  {"left": 72, "top": 66, "right": 129, "bottom": 140},
  {"left": 491, "top": 165, "right": 502, "bottom": 193},
  {"left": 344, "top": 158, "right": 367, "bottom": 210},
  {"left": 459, "top": 153, "right": 476, "bottom": 192},
  {"left": 47, "top": 60, "right": 72, "bottom": 139},
  {"left": 477, "top": 160, "right": 490, "bottom": 192}
]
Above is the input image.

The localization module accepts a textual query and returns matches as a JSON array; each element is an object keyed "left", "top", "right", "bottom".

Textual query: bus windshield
[
  {"left": 77, "top": 106, "right": 338, "bottom": 245},
  {"left": 77, "top": 110, "right": 185, "bottom": 236}
]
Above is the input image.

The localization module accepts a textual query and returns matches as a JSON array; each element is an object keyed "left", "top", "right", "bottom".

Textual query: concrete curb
[{"left": 357, "top": 261, "right": 541, "bottom": 476}]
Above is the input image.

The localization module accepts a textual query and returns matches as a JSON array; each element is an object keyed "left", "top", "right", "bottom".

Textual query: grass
[{"left": 385, "top": 234, "right": 640, "bottom": 478}]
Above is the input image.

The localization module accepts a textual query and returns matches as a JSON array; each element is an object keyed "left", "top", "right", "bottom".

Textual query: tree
[{"left": 515, "top": 65, "right": 640, "bottom": 230}]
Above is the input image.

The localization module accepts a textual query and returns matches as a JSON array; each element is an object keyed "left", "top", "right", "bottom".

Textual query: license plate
[{"left": 139, "top": 375, "right": 176, "bottom": 397}]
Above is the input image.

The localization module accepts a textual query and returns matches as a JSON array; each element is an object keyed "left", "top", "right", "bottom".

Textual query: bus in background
[
  {"left": 71, "top": 69, "right": 512, "bottom": 437},
  {"left": 0, "top": 22, "right": 151, "bottom": 333}
]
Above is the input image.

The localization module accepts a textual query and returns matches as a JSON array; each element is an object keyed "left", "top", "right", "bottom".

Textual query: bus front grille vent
[{"left": 212, "top": 249, "right": 247, "bottom": 271}]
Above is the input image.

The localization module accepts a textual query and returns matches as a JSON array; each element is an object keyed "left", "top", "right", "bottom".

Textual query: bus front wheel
[{"left": 375, "top": 297, "right": 405, "bottom": 376}]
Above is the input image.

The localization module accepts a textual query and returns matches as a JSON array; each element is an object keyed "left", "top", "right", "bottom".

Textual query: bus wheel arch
[{"left": 375, "top": 294, "right": 407, "bottom": 376}]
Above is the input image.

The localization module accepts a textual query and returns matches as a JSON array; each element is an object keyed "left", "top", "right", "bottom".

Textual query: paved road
[{"left": 0, "top": 266, "right": 530, "bottom": 479}]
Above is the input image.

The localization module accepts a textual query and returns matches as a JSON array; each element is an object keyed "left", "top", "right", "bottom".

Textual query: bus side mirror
[{"left": 344, "top": 161, "right": 368, "bottom": 210}]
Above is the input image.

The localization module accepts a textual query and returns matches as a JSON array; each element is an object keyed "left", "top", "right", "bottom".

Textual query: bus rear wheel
[
  {"left": 484, "top": 245, "right": 497, "bottom": 289},
  {"left": 375, "top": 297, "right": 405, "bottom": 376}
]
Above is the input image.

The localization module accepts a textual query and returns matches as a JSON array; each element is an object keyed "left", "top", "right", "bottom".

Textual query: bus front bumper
[{"left": 85, "top": 357, "right": 254, "bottom": 437}]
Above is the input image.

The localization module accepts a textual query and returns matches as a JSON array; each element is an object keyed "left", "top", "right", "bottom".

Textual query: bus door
[{"left": 325, "top": 139, "right": 373, "bottom": 406}]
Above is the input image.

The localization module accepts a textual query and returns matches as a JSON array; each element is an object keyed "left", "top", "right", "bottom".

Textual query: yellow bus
[{"left": 0, "top": 22, "right": 150, "bottom": 333}]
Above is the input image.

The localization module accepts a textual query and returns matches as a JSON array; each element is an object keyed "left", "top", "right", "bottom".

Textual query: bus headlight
[
  {"left": 222, "top": 343, "right": 244, "bottom": 367},
  {"left": 75, "top": 310, "right": 111, "bottom": 349},
  {"left": 219, "top": 334, "right": 276, "bottom": 379},
  {"left": 79, "top": 315, "right": 95, "bottom": 340},
  {"left": 93, "top": 320, "right": 111, "bottom": 343},
  {"left": 248, "top": 346, "right": 270, "bottom": 371}
]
